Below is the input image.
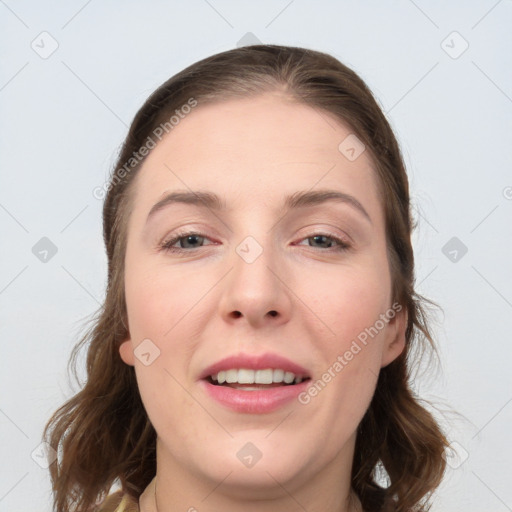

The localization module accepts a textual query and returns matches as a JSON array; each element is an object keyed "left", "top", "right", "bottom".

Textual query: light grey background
[{"left": 1, "top": 1, "right": 511, "bottom": 511}]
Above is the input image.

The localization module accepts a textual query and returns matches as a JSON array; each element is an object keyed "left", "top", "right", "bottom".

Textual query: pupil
[
  {"left": 184, "top": 235, "right": 201, "bottom": 248},
  {"left": 312, "top": 235, "right": 330, "bottom": 248}
]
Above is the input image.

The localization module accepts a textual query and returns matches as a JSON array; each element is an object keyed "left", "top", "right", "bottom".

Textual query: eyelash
[{"left": 159, "top": 230, "right": 351, "bottom": 254}]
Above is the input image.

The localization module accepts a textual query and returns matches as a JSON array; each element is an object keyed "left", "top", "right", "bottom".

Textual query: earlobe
[
  {"left": 380, "top": 307, "right": 407, "bottom": 368},
  {"left": 119, "top": 339, "right": 135, "bottom": 366}
]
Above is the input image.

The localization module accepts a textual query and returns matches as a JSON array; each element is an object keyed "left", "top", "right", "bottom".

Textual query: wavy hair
[{"left": 43, "top": 44, "right": 449, "bottom": 512}]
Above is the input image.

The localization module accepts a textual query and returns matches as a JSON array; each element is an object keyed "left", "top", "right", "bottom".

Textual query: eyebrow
[{"left": 146, "top": 189, "right": 372, "bottom": 224}]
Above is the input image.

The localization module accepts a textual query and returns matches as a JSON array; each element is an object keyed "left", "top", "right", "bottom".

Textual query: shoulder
[{"left": 97, "top": 490, "right": 139, "bottom": 512}]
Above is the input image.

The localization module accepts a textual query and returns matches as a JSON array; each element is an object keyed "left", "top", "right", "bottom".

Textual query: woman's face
[{"left": 119, "top": 92, "right": 406, "bottom": 497}]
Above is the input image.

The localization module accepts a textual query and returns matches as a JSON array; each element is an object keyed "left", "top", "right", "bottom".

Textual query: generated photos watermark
[
  {"left": 92, "top": 97, "right": 198, "bottom": 200},
  {"left": 298, "top": 301, "right": 403, "bottom": 405}
]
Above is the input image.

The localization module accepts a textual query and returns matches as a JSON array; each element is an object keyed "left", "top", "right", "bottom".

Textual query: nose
[{"left": 218, "top": 237, "right": 293, "bottom": 329}]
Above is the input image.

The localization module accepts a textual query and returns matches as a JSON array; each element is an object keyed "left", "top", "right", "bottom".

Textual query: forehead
[{"left": 130, "top": 93, "right": 383, "bottom": 223}]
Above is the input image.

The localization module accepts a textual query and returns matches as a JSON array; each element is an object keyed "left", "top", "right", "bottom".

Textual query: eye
[
  {"left": 296, "top": 233, "right": 351, "bottom": 252},
  {"left": 159, "top": 231, "right": 351, "bottom": 254},
  {"left": 159, "top": 231, "right": 213, "bottom": 253}
]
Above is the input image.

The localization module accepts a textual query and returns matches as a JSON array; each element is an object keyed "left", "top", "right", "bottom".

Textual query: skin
[{"left": 119, "top": 92, "right": 407, "bottom": 512}]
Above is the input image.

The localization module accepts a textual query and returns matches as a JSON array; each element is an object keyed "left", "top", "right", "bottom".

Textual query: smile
[{"left": 209, "top": 368, "right": 307, "bottom": 386}]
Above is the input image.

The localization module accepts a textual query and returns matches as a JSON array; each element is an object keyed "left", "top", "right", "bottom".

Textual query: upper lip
[{"left": 198, "top": 352, "right": 310, "bottom": 380}]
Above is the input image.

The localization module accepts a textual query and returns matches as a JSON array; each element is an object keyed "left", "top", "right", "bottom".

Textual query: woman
[{"left": 44, "top": 44, "right": 448, "bottom": 512}]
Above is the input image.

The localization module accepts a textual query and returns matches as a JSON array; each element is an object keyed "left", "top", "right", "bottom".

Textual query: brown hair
[{"left": 43, "top": 44, "right": 449, "bottom": 512}]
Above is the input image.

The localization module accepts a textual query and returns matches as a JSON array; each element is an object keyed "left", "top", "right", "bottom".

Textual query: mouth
[
  {"left": 198, "top": 353, "right": 312, "bottom": 413},
  {"left": 205, "top": 368, "right": 311, "bottom": 390}
]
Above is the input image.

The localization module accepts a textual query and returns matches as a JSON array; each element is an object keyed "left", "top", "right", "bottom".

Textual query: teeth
[
  {"left": 273, "top": 369, "right": 284, "bottom": 383},
  {"left": 226, "top": 369, "right": 238, "bottom": 383},
  {"left": 283, "top": 371, "right": 295, "bottom": 384},
  {"left": 210, "top": 368, "right": 306, "bottom": 385},
  {"left": 238, "top": 368, "right": 255, "bottom": 384}
]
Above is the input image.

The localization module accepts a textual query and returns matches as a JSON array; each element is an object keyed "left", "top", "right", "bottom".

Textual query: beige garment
[
  {"left": 98, "top": 477, "right": 156, "bottom": 512},
  {"left": 138, "top": 476, "right": 157, "bottom": 512}
]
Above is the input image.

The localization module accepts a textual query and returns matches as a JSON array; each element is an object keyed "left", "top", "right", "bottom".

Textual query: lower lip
[{"left": 200, "top": 379, "right": 310, "bottom": 414}]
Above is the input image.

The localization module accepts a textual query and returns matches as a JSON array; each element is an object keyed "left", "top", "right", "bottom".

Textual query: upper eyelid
[{"left": 147, "top": 203, "right": 371, "bottom": 243}]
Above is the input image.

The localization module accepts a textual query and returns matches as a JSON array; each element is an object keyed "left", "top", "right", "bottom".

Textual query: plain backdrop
[{"left": 1, "top": 1, "right": 511, "bottom": 511}]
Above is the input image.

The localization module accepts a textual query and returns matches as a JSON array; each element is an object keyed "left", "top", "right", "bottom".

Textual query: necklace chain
[{"left": 153, "top": 476, "right": 159, "bottom": 512}]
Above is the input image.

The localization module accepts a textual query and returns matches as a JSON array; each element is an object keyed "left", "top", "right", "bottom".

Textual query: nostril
[{"left": 268, "top": 310, "right": 278, "bottom": 317}]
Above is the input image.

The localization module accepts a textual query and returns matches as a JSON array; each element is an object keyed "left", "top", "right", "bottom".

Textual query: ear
[
  {"left": 380, "top": 305, "right": 407, "bottom": 368},
  {"left": 119, "top": 338, "right": 135, "bottom": 366}
]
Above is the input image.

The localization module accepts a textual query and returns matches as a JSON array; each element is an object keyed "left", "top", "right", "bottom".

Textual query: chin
[
  {"left": 203, "top": 461, "right": 309, "bottom": 500},
  {"left": 193, "top": 438, "right": 315, "bottom": 494}
]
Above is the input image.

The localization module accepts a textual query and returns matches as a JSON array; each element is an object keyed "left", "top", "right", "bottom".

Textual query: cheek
[
  {"left": 124, "top": 265, "right": 202, "bottom": 341},
  {"left": 134, "top": 360, "right": 198, "bottom": 443},
  {"left": 297, "top": 261, "right": 390, "bottom": 411},
  {"left": 303, "top": 260, "right": 391, "bottom": 345},
  {"left": 123, "top": 263, "right": 208, "bottom": 414},
  {"left": 300, "top": 326, "right": 384, "bottom": 447}
]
